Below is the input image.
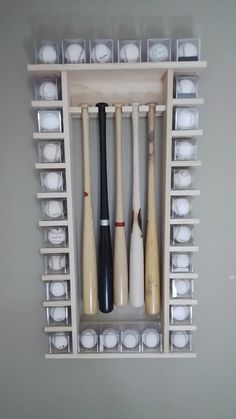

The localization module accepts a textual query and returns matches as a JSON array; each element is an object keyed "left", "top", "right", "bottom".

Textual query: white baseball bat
[
  {"left": 81, "top": 104, "right": 98, "bottom": 315},
  {"left": 114, "top": 104, "right": 128, "bottom": 307},
  {"left": 145, "top": 103, "right": 160, "bottom": 315},
  {"left": 129, "top": 103, "right": 144, "bottom": 307}
]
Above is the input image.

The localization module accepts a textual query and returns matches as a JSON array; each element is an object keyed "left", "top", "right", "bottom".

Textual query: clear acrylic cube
[
  {"left": 78, "top": 327, "right": 99, "bottom": 353},
  {"left": 176, "top": 38, "right": 201, "bottom": 61},
  {"left": 35, "top": 41, "right": 61, "bottom": 64},
  {"left": 37, "top": 110, "right": 62, "bottom": 132},
  {"left": 141, "top": 325, "right": 162, "bottom": 352},
  {"left": 35, "top": 77, "right": 60, "bottom": 100},
  {"left": 49, "top": 332, "right": 71, "bottom": 354},
  {"left": 121, "top": 325, "right": 141, "bottom": 352},
  {"left": 40, "top": 171, "right": 65, "bottom": 192},
  {"left": 100, "top": 327, "right": 119, "bottom": 353},
  {"left": 171, "top": 225, "right": 194, "bottom": 245},
  {"left": 45, "top": 254, "right": 69, "bottom": 274},
  {"left": 171, "top": 279, "right": 194, "bottom": 299},
  {"left": 172, "top": 168, "right": 195, "bottom": 190},
  {"left": 171, "top": 197, "right": 194, "bottom": 218},
  {"left": 62, "top": 39, "right": 86, "bottom": 63},
  {"left": 41, "top": 199, "right": 67, "bottom": 220},
  {"left": 175, "top": 108, "right": 199, "bottom": 130},
  {"left": 46, "top": 306, "right": 70, "bottom": 326},
  {"left": 89, "top": 39, "right": 113, "bottom": 63},
  {"left": 46, "top": 281, "right": 69, "bottom": 301},
  {"left": 170, "top": 305, "right": 193, "bottom": 325},
  {"left": 171, "top": 252, "right": 193, "bottom": 273},
  {"left": 38, "top": 141, "right": 63, "bottom": 163},
  {"left": 173, "top": 139, "right": 197, "bottom": 161},
  {"left": 147, "top": 38, "right": 171, "bottom": 62},
  {"left": 118, "top": 40, "right": 141, "bottom": 63},
  {"left": 43, "top": 226, "right": 68, "bottom": 248},
  {"left": 170, "top": 331, "right": 192, "bottom": 352},
  {"left": 175, "top": 75, "right": 199, "bottom": 98}
]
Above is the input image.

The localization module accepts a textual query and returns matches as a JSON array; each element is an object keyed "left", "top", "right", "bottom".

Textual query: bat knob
[{"left": 96, "top": 102, "right": 108, "bottom": 109}]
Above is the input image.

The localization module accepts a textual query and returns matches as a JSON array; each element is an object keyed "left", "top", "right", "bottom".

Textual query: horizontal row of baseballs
[
  {"left": 34, "top": 75, "right": 199, "bottom": 101},
  {"left": 35, "top": 38, "right": 201, "bottom": 64},
  {"left": 35, "top": 109, "right": 200, "bottom": 132},
  {"left": 39, "top": 169, "right": 196, "bottom": 192},
  {"left": 48, "top": 329, "right": 193, "bottom": 353}
]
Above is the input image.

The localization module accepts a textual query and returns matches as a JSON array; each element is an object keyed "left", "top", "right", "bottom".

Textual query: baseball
[
  {"left": 39, "top": 44, "right": 57, "bottom": 64},
  {"left": 48, "top": 255, "right": 66, "bottom": 271},
  {"left": 119, "top": 43, "right": 140, "bottom": 62},
  {"left": 52, "top": 332, "right": 68, "bottom": 349},
  {"left": 172, "top": 253, "right": 190, "bottom": 269},
  {"left": 176, "top": 110, "right": 195, "bottom": 130},
  {"left": 177, "top": 78, "right": 196, "bottom": 95},
  {"left": 43, "top": 172, "right": 63, "bottom": 191},
  {"left": 49, "top": 281, "right": 67, "bottom": 297},
  {"left": 91, "top": 44, "right": 111, "bottom": 63},
  {"left": 102, "top": 328, "right": 118, "bottom": 349},
  {"left": 142, "top": 328, "right": 159, "bottom": 348},
  {"left": 175, "top": 141, "right": 195, "bottom": 160},
  {"left": 174, "top": 279, "right": 190, "bottom": 295},
  {"left": 44, "top": 200, "right": 63, "bottom": 218},
  {"left": 172, "top": 331, "right": 189, "bottom": 349},
  {"left": 148, "top": 43, "right": 169, "bottom": 62},
  {"left": 174, "top": 169, "right": 192, "bottom": 189},
  {"left": 40, "top": 111, "right": 61, "bottom": 132},
  {"left": 80, "top": 329, "right": 98, "bottom": 349},
  {"left": 173, "top": 226, "right": 192, "bottom": 243},
  {"left": 173, "top": 306, "right": 189, "bottom": 321},
  {"left": 42, "top": 143, "right": 61, "bottom": 162},
  {"left": 39, "top": 81, "right": 58, "bottom": 100},
  {"left": 178, "top": 42, "right": 198, "bottom": 58},
  {"left": 65, "top": 43, "right": 86, "bottom": 63},
  {"left": 172, "top": 198, "right": 191, "bottom": 217},
  {"left": 50, "top": 307, "right": 66, "bottom": 322},
  {"left": 122, "top": 330, "right": 139, "bottom": 349},
  {"left": 48, "top": 227, "right": 66, "bottom": 245}
]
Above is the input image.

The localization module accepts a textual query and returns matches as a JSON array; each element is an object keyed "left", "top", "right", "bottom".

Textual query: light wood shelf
[
  {"left": 45, "top": 352, "right": 197, "bottom": 359},
  {"left": 171, "top": 160, "right": 201, "bottom": 167},
  {"left": 33, "top": 132, "right": 64, "bottom": 140},
  {"left": 35, "top": 163, "right": 66, "bottom": 170},
  {"left": 169, "top": 245, "right": 199, "bottom": 252},
  {"left": 170, "top": 219, "right": 200, "bottom": 225},
  {"left": 172, "top": 98, "right": 204, "bottom": 106},
  {"left": 31, "top": 100, "right": 63, "bottom": 108},
  {"left": 40, "top": 247, "right": 70, "bottom": 254},
  {"left": 169, "top": 273, "right": 198, "bottom": 279},
  {"left": 43, "top": 300, "right": 71, "bottom": 307},
  {"left": 172, "top": 130, "right": 203, "bottom": 138},
  {"left": 44, "top": 325, "right": 73, "bottom": 333},
  {"left": 39, "top": 220, "right": 68, "bottom": 227},
  {"left": 169, "top": 299, "right": 198, "bottom": 306},
  {"left": 171, "top": 190, "right": 201, "bottom": 196},
  {"left": 169, "top": 325, "right": 197, "bottom": 332},
  {"left": 41, "top": 274, "right": 70, "bottom": 281},
  {"left": 37, "top": 192, "right": 67, "bottom": 199}
]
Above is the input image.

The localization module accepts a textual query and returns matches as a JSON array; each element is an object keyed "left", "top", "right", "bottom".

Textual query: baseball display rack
[{"left": 28, "top": 57, "right": 207, "bottom": 359}]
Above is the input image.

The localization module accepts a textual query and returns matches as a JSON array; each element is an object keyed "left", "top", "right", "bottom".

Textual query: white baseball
[
  {"left": 43, "top": 172, "right": 63, "bottom": 191},
  {"left": 173, "top": 306, "right": 189, "bottom": 321},
  {"left": 42, "top": 143, "right": 61, "bottom": 162},
  {"left": 44, "top": 200, "right": 63, "bottom": 218},
  {"left": 174, "top": 169, "right": 192, "bottom": 189},
  {"left": 172, "top": 331, "right": 189, "bottom": 348},
  {"left": 40, "top": 111, "right": 61, "bottom": 132},
  {"left": 48, "top": 255, "right": 66, "bottom": 271},
  {"left": 122, "top": 330, "right": 139, "bottom": 349},
  {"left": 177, "top": 79, "right": 195, "bottom": 95},
  {"left": 148, "top": 43, "right": 169, "bottom": 62},
  {"left": 52, "top": 332, "right": 68, "bottom": 349},
  {"left": 173, "top": 226, "right": 192, "bottom": 243},
  {"left": 39, "top": 44, "right": 57, "bottom": 64},
  {"left": 49, "top": 281, "right": 67, "bottom": 297},
  {"left": 177, "top": 110, "right": 195, "bottom": 129},
  {"left": 178, "top": 42, "right": 198, "bottom": 58},
  {"left": 65, "top": 43, "right": 86, "bottom": 63},
  {"left": 48, "top": 227, "right": 66, "bottom": 245},
  {"left": 91, "top": 44, "right": 111, "bottom": 63},
  {"left": 172, "top": 253, "right": 190, "bottom": 269},
  {"left": 80, "top": 329, "right": 98, "bottom": 349},
  {"left": 102, "top": 328, "right": 118, "bottom": 349},
  {"left": 50, "top": 307, "right": 66, "bottom": 322},
  {"left": 172, "top": 198, "right": 191, "bottom": 216},
  {"left": 142, "top": 328, "right": 160, "bottom": 348},
  {"left": 119, "top": 43, "right": 140, "bottom": 62},
  {"left": 174, "top": 279, "right": 190, "bottom": 295},
  {"left": 175, "top": 141, "right": 195, "bottom": 160},
  {"left": 39, "top": 81, "right": 58, "bottom": 100}
]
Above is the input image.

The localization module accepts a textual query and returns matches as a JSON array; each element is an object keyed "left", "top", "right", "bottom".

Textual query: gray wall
[{"left": 1, "top": 0, "right": 236, "bottom": 418}]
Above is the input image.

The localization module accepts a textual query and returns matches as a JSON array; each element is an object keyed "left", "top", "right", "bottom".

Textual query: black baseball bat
[{"left": 96, "top": 102, "right": 113, "bottom": 313}]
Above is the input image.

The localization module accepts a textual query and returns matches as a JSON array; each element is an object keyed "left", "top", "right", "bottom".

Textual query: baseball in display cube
[
  {"left": 41, "top": 199, "right": 66, "bottom": 220},
  {"left": 176, "top": 38, "right": 201, "bottom": 61},
  {"left": 172, "top": 168, "right": 195, "bottom": 189},
  {"left": 171, "top": 197, "right": 194, "bottom": 218},
  {"left": 175, "top": 108, "right": 199, "bottom": 130},
  {"left": 43, "top": 226, "right": 68, "bottom": 247},
  {"left": 89, "top": 39, "right": 113, "bottom": 63},
  {"left": 170, "top": 305, "right": 193, "bottom": 325},
  {"left": 171, "top": 279, "right": 194, "bottom": 299},
  {"left": 49, "top": 332, "right": 71, "bottom": 353},
  {"left": 35, "top": 77, "right": 60, "bottom": 101},
  {"left": 62, "top": 39, "right": 86, "bottom": 63},
  {"left": 100, "top": 327, "right": 119, "bottom": 352},
  {"left": 46, "top": 281, "right": 69, "bottom": 301},
  {"left": 141, "top": 326, "right": 162, "bottom": 352},
  {"left": 147, "top": 39, "right": 171, "bottom": 62},
  {"left": 46, "top": 306, "right": 70, "bottom": 325},
  {"left": 170, "top": 331, "right": 192, "bottom": 351},
  {"left": 40, "top": 171, "right": 64, "bottom": 192},
  {"left": 175, "top": 75, "right": 199, "bottom": 98},
  {"left": 78, "top": 327, "right": 99, "bottom": 352},
  {"left": 45, "top": 254, "right": 69, "bottom": 274},
  {"left": 118, "top": 40, "right": 141, "bottom": 63},
  {"left": 35, "top": 41, "right": 61, "bottom": 64},
  {"left": 173, "top": 139, "right": 197, "bottom": 161},
  {"left": 171, "top": 252, "right": 193, "bottom": 273},
  {"left": 121, "top": 326, "right": 140, "bottom": 352},
  {"left": 171, "top": 225, "right": 194, "bottom": 245},
  {"left": 38, "top": 141, "right": 63, "bottom": 163},
  {"left": 37, "top": 110, "right": 62, "bottom": 133}
]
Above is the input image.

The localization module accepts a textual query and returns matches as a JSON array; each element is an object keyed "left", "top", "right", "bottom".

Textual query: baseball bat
[
  {"left": 145, "top": 103, "right": 161, "bottom": 315},
  {"left": 81, "top": 104, "right": 98, "bottom": 315},
  {"left": 129, "top": 103, "right": 144, "bottom": 307},
  {"left": 114, "top": 104, "right": 128, "bottom": 307},
  {"left": 96, "top": 102, "right": 113, "bottom": 313}
]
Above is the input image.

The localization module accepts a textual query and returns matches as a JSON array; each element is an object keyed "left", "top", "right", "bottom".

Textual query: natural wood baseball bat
[
  {"left": 96, "top": 102, "right": 113, "bottom": 313},
  {"left": 145, "top": 103, "right": 161, "bottom": 315},
  {"left": 114, "top": 104, "right": 128, "bottom": 307},
  {"left": 81, "top": 104, "right": 98, "bottom": 315},
  {"left": 130, "top": 103, "right": 144, "bottom": 307}
]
